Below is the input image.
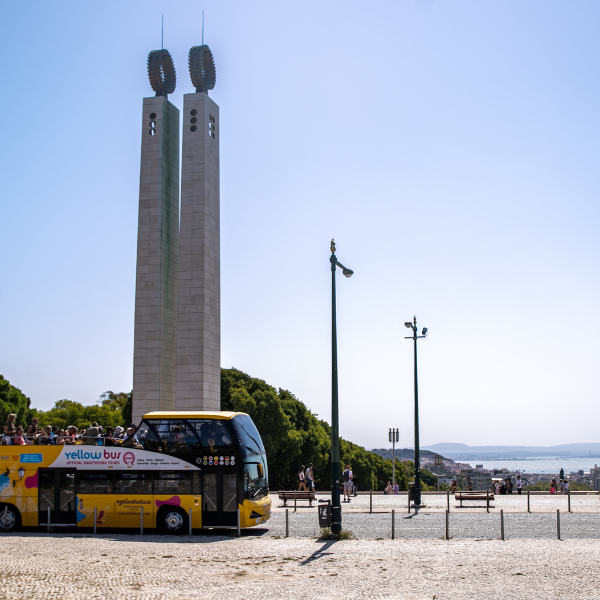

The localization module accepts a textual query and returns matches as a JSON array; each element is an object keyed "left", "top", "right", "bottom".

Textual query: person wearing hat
[{"left": 342, "top": 465, "right": 353, "bottom": 502}]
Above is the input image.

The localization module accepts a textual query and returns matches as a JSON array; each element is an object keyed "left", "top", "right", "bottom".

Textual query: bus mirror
[{"left": 257, "top": 464, "right": 264, "bottom": 478}]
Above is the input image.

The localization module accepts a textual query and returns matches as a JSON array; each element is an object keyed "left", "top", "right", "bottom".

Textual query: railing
[{"left": 1, "top": 434, "right": 125, "bottom": 446}]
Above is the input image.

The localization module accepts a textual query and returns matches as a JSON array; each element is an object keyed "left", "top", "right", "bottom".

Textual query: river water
[{"left": 471, "top": 457, "right": 600, "bottom": 474}]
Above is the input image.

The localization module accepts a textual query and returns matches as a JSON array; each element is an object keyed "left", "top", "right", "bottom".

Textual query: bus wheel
[
  {"left": 159, "top": 507, "right": 187, "bottom": 535},
  {"left": 0, "top": 505, "right": 20, "bottom": 532}
]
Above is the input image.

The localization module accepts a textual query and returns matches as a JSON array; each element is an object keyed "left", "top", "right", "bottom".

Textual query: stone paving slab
[
  {"left": 267, "top": 511, "right": 600, "bottom": 539},
  {"left": 272, "top": 492, "right": 600, "bottom": 513},
  {"left": 1, "top": 533, "right": 599, "bottom": 599}
]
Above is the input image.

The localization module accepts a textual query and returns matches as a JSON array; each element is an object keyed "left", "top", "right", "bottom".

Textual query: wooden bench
[
  {"left": 278, "top": 491, "right": 316, "bottom": 509},
  {"left": 455, "top": 491, "right": 495, "bottom": 511}
]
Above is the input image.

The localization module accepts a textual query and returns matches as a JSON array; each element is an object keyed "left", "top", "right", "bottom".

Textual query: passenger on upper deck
[{"left": 200, "top": 422, "right": 232, "bottom": 453}]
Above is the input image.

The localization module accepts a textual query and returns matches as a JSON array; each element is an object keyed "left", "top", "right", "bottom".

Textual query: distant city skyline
[{"left": 2, "top": 1, "right": 599, "bottom": 449}]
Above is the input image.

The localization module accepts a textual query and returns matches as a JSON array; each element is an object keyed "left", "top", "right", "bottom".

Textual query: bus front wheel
[
  {"left": 0, "top": 504, "right": 20, "bottom": 532},
  {"left": 158, "top": 507, "right": 187, "bottom": 535}
]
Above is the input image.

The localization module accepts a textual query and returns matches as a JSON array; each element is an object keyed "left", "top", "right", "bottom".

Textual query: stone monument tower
[
  {"left": 176, "top": 45, "right": 221, "bottom": 411},
  {"left": 132, "top": 49, "right": 180, "bottom": 423}
]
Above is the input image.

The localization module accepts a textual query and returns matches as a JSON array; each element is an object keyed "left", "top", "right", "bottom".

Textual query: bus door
[
  {"left": 202, "top": 471, "right": 238, "bottom": 527},
  {"left": 38, "top": 469, "right": 77, "bottom": 525}
]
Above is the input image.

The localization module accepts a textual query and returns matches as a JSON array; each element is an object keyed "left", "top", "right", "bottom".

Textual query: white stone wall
[
  {"left": 176, "top": 92, "right": 221, "bottom": 410},
  {"left": 132, "top": 96, "right": 180, "bottom": 423}
]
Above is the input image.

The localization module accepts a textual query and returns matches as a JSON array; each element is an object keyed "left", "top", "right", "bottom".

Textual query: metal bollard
[
  {"left": 294, "top": 490, "right": 297, "bottom": 513},
  {"left": 140, "top": 507, "right": 143, "bottom": 535},
  {"left": 557, "top": 509, "right": 560, "bottom": 540},
  {"left": 486, "top": 490, "right": 489, "bottom": 513},
  {"left": 94, "top": 507, "right": 97, "bottom": 534},
  {"left": 370, "top": 490, "right": 372, "bottom": 514},
  {"left": 237, "top": 508, "right": 241, "bottom": 537},
  {"left": 285, "top": 509, "right": 289, "bottom": 538},
  {"left": 568, "top": 491, "right": 571, "bottom": 513},
  {"left": 189, "top": 508, "right": 193, "bottom": 536},
  {"left": 447, "top": 489, "right": 450, "bottom": 512},
  {"left": 445, "top": 509, "right": 449, "bottom": 540},
  {"left": 527, "top": 490, "right": 530, "bottom": 513},
  {"left": 47, "top": 507, "right": 51, "bottom": 533},
  {"left": 391, "top": 510, "right": 395, "bottom": 540},
  {"left": 500, "top": 509, "right": 504, "bottom": 540},
  {"left": 408, "top": 492, "right": 411, "bottom": 514}
]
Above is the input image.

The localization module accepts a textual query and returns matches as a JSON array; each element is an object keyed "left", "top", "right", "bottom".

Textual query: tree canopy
[
  {"left": 0, "top": 375, "right": 34, "bottom": 428},
  {"left": 221, "top": 368, "right": 423, "bottom": 491}
]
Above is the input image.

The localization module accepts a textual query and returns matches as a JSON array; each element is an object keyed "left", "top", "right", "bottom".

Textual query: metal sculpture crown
[
  {"left": 189, "top": 45, "right": 216, "bottom": 93},
  {"left": 147, "top": 49, "right": 176, "bottom": 97}
]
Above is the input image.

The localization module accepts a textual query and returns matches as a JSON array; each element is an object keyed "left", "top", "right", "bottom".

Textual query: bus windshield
[
  {"left": 243, "top": 453, "right": 269, "bottom": 500},
  {"left": 230, "top": 414, "right": 265, "bottom": 457}
]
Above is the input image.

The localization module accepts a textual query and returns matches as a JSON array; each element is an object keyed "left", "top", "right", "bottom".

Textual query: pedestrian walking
[
  {"left": 507, "top": 477, "right": 514, "bottom": 495},
  {"left": 298, "top": 466, "right": 307, "bottom": 491},
  {"left": 342, "top": 465, "right": 353, "bottom": 502},
  {"left": 515, "top": 475, "right": 523, "bottom": 495},
  {"left": 352, "top": 473, "right": 358, "bottom": 497},
  {"left": 563, "top": 480, "right": 569, "bottom": 494},
  {"left": 305, "top": 463, "right": 315, "bottom": 493}
]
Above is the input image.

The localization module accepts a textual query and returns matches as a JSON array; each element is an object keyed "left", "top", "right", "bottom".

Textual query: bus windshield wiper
[{"left": 251, "top": 486, "right": 268, "bottom": 499}]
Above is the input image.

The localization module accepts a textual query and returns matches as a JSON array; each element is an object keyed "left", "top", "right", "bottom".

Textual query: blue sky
[{"left": 1, "top": 1, "right": 599, "bottom": 448}]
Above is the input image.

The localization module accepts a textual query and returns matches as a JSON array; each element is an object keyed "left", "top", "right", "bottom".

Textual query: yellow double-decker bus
[{"left": 0, "top": 411, "right": 271, "bottom": 534}]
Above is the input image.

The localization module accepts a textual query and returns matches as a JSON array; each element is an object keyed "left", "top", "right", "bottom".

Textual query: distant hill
[
  {"left": 371, "top": 448, "right": 447, "bottom": 462},
  {"left": 423, "top": 443, "right": 600, "bottom": 459}
]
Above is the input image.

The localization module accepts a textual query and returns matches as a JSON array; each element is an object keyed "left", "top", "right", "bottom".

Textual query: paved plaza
[{"left": 2, "top": 533, "right": 600, "bottom": 599}]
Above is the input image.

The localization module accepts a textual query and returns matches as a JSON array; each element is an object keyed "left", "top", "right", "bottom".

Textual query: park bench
[
  {"left": 455, "top": 491, "right": 495, "bottom": 510},
  {"left": 278, "top": 491, "right": 316, "bottom": 508}
]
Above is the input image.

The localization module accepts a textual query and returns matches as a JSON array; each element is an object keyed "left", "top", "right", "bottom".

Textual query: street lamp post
[
  {"left": 404, "top": 316, "right": 428, "bottom": 506},
  {"left": 389, "top": 428, "right": 399, "bottom": 487},
  {"left": 330, "top": 239, "right": 353, "bottom": 535}
]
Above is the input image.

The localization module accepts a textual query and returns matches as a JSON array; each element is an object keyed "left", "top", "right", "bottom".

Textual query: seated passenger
[
  {"left": 121, "top": 425, "right": 142, "bottom": 449},
  {"left": 13, "top": 427, "right": 28, "bottom": 445},
  {"left": 200, "top": 423, "right": 232, "bottom": 453}
]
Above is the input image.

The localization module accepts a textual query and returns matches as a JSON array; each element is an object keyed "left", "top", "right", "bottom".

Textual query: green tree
[
  {"left": 0, "top": 375, "right": 34, "bottom": 428},
  {"left": 100, "top": 390, "right": 132, "bottom": 425}
]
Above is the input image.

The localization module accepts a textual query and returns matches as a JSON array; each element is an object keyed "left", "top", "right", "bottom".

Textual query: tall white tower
[
  {"left": 132, "top": 50, "right": 180, "bottom": 423},
  {"left": 176, "top": 45, "right": 221, "bottom": 410}
]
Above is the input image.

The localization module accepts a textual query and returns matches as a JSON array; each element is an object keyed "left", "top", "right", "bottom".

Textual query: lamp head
[
  {"left": 18, "top": 467, "right": 25, "bottom": 478},
  {"left": 404, "top": 322, "right": 412, "bottom": 329},
  {"left": 422, "top": 328, "right": 428, "bottom": 336},
  {"left": 342, "top": 268, "right": 353, "bottom": 278}
]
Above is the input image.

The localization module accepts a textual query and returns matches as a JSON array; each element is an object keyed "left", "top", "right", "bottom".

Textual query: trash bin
[
  {"left": 318, "top": 501, "right": 331, "bottom": 528},
  {"left": 408, "top": 483, "right": 415, "bottom": 503}
]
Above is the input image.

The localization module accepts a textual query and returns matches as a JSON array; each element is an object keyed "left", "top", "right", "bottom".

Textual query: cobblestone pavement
[{"left": 2, "top": 533, "right": 600, "bottom": 600}]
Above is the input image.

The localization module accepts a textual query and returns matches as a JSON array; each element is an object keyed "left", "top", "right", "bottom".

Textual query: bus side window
[
  {"left": 114, "top": 472, "right": 153, "bottom": 494},
  {"left": 155, "top": 471, "right": 193, "bottom": 495},
  {"left": 76, "top": 471, "right": 113, "bottom": 494}
]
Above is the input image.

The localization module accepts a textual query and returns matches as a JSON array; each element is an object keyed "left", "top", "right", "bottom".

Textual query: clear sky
[{"left": 2, "top": 1, "right": 599, "bottom": 449}]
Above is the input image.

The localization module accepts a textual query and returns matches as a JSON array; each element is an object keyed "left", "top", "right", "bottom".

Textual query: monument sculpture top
[
  {"left": 189, "top": 45, "right": 216, "bottom": 93},
  {"left": 147, "top": 49, "right": 176, "bottom": 97}
]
